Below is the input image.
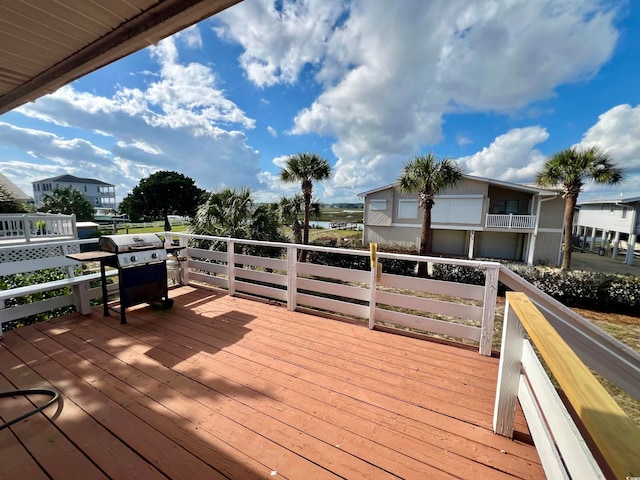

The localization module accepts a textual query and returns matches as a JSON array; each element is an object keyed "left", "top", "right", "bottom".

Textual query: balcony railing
[
  {"left": 0, "top": 213, "right": 77, "bottom": 242},
  {"left": 485, "top": 213, "right": 536, "bottom": 229}
]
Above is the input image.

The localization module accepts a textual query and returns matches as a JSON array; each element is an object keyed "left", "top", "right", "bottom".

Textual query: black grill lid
[{"left": 99, "top": 233, "right": 164, "bottom": 253}]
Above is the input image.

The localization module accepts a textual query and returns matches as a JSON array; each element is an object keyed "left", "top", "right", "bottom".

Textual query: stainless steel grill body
[{"left": 98, "top": 233, "right": 173, "bottom": 323}]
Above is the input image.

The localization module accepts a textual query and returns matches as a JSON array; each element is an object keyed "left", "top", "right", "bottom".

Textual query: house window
[
  {"left": 398, "top": 199, "right": 418, "bottom": 219},
  {"left": 610, "top": 204, "right": 615, "bottom": 213},
  {"left": 621, "top": 207, "right": 628, "bottom": 219},
  {"left": 84, "top": 185, "right": 87, "bottom": 192},
  {"left": 370, "top": 199, "right": 387, "bottom": 211},
  {"left": 493, "top": 200, "right": 519, "bottom": 214}
]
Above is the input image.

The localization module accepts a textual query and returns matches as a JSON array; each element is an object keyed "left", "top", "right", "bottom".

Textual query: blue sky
[{"left": 1, "top": 0, "right": 639, "bottom": 205}]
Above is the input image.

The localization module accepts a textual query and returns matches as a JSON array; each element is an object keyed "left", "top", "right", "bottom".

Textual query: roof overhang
[
  {"left": 358, "top": 175, "right": 559, "bottom": 198},
  {"left": 0, "top": 0, "right": 242, "bottom": 116}
]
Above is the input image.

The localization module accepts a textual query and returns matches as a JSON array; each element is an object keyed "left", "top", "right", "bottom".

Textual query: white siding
[
  {"left": 432, "top": 197, "right": 484, "bottom": 225},
  {"left": 578, "top": 204, "right": 634, "bottom": 232}
]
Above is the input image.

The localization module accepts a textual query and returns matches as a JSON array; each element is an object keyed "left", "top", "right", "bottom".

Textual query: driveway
[{"left": 570, "top": 251, "right": 640, "bottom": 276}]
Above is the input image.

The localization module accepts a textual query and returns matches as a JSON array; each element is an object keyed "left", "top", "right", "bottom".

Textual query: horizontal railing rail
[
  {"left": 498, "top": 267, "right": 640, "bottom": 401},
  {"left": 494, "top": 292, "right": 640, "bottom": 479},
  {"left": 0, "top": 213, "right": 77, "bottom": 242},
  {"left": 166, "top": 232, "right": 500, "bottom": 356},
  {"left": 485, "top": 213, "right": 536, "bottom": 229}
]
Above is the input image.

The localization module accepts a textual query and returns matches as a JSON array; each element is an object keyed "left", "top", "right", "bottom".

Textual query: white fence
[
  {"left": 171, "top": 233, "right": 500, "bottom": 355},
  {"left": 485, "top": 213, "right": 536, "bottom": 229},
  {"left": 0, "top": 213, "right": 77, "bottom": 242},
  {"left": 0, "top": 238, "right": 113, "bottom": 333},
  {"left": 2, "top": 233, "right": 639, "bottom": 475}
]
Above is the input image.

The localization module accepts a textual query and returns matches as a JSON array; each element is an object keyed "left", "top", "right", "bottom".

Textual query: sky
[{"left": 1, "top": 0, "right": 639, "bottom": 206}]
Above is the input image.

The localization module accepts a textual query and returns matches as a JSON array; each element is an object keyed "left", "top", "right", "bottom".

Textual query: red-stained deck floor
[{"left": 0, "top": 285, "right": 544, "bottom": 479}]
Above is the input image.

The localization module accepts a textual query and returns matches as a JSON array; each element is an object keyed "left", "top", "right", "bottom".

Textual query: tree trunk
[
  {"left": 300, "top": 185, "right": 312, "bottom": 262},
  {"left": 561, "top": 194, "right": 578, "bottom": 271},
  {"left": 163, "top": 209, "right": 172, "bottom": 232},
  {"left": 417, "top": 205, "right": 433, "bottom": 277}
]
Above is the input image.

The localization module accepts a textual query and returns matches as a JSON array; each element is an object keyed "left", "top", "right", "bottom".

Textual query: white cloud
[
  {"left": 10, "top": 35, "right": 260, "bottom": 201},
  {"left": 215, "top": 0, "right": 346, "bottom": 87},
  {"left": 457, "top": 127, "right": 550, "bottom": 182},
  {"left": 217, "top": 0, "right": 620, "bottom": 196},
  {"left": 272, "top": 155, "right": 290, "bottom": 169},
  {"left": 576, "top": 103, "right": 640, "bottom": 199},
  {"left": 456, "top": 135, "right": 472, "bottom": 146},
  {"left": 267, "top": 125, "right": 278, "bottom": 138}
]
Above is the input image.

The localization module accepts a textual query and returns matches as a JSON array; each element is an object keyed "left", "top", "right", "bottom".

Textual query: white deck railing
[
  {"left": 485, "top": 213, "right": 536, "bottom": 229},
  {"left": 2, "top": 233, "right": 639, "bottom": 476},
  {"left": 494, "top": 292, "right": 640, "bottom": 479},
  {"left": 0, "top": 213, "right": 77, "bottom": 242}
]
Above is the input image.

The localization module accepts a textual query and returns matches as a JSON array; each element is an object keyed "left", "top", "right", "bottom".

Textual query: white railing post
[
  {"left": 287, "top": 246, "right": 297, "bottom": 311},
  {"left": 493, "top": 299, "right": 525, "bottom": 437},
  {"left": 23, "top": 215, "right": 31, "bottom": 242},
  {"left": 179, "top": 235, "right": 189, "bottom": 285},
  {"left": 228, "top": 239, "right": 236, "bottom": 296},
  {"left": 479, "top": 264, "right": 499, "bottom": 356}
]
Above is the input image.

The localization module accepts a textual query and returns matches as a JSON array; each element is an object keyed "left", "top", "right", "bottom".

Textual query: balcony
[{"left": 486, "top": 213, "right": 536, "bottom": 230}]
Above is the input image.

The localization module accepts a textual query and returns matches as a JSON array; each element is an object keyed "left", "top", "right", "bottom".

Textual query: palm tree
[
  {"left": 280, "top": 152, "right": 332, "bottom": 259},
  {"left": 192, "top": 187, "right": 254, "bottom": 239},
  {"left": 278, "top": 195, "right": 304, "bottom": 244},
  {"left": 536, "top": 146, "right": 624, "bottom": 271},
  {"left": 397, "top": 153, "right": 465, "bottom": 277}
]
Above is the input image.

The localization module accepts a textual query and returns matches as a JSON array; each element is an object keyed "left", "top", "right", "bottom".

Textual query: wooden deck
[{"left": 0, "top": 285, "right": 544, "bottom": 479}]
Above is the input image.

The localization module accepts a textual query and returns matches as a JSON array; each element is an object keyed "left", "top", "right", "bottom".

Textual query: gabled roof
[
  {"left": 33, "top": 174, "right": 112, "bottom": 186},
  {"left": 357, "top": 175, "right": 559, "bottom": 198},
  {"left": 0, "top": 0, "right": 242, "bottom": 115},
  {"left": 0, "top": 171, "right": 31, "bottom": 201}
]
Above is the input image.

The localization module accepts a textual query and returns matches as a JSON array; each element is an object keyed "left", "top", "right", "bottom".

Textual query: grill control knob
[
  {"left": 151, "top": 252, "right": 158, "bottom": 259},
  {"left": 130, "top": 255, "right": 137, "bottom": 262}
]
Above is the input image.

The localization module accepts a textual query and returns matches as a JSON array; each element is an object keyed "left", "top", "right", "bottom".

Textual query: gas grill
[{"left": 98, "top": 233, "right": 174, "bottom": 323}]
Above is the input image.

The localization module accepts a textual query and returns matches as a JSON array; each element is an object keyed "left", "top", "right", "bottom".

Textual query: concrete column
[
  {"left": 590, "top": 227, "right": 597, "bottom": 252},
  {"left": 581, "top": 226, "right": 588, "bottom": 250},
  {"left": 468, "top": 230, "right": 475, "bottom": 259},
  {"left": 612, "top": 231, "right": 620, "bottom": 258},
  {"left": 625, "top": 234, "right": 636, "bottom": 265}
]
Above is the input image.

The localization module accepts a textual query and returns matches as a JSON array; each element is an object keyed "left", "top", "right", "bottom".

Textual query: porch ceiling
[{"left": 0, "top": 0, "right": 242, "bottom": 116}]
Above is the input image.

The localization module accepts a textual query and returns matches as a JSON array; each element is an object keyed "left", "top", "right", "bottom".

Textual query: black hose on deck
[{"left": 0, "top": 389, "right": 62, "bottom": 430}]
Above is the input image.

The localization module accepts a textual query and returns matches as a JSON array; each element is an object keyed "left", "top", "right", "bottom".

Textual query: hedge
[{"left": 308, "top": 241, "right": 639, "bottom": 314}]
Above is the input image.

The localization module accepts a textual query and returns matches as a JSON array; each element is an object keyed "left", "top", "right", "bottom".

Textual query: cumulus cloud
[
  {"left": 217, "top": 0, "right": 619, "bottom": 195},
  {"left": 457, "top": 127, "right": 550, "bottom": 182},
  {"left": 215, "top": 0, "right": 346, "bottom": 87},
  {"left": 577, "top": 104, "right": 640, "bottom": 199},
  {"left": 11, "top": 35, "right": 260, "bottom": 200},
  {"left": 267, "top": 125, "right": 278, "bottom": 138}
]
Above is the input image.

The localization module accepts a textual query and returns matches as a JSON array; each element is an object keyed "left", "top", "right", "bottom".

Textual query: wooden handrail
[{"left": 506, "top": 292, "right": 640, "bottom": 479}]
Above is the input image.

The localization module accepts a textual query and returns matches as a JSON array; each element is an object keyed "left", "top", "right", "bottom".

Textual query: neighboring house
[
  {"left": 32, "top": 174, "right": 116, "bottom": 209},
  {"left": 0, "top": 171, "right": 32, "bottom": 203},
  {"left": 359, "top": 175, "right": 564, "bottom": 265},
  {"left": 574, "top": 197, "right": 639, "bottom": 265}
]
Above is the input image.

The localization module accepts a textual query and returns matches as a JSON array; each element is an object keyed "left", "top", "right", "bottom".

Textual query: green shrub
[{"left": 0, "top": 269, "right": 76, "bottom": 332}]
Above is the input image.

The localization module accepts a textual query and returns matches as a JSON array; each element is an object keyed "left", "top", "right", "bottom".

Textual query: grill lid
[{"left": 99, "top": 233, "right": 164, "bottom": 253}]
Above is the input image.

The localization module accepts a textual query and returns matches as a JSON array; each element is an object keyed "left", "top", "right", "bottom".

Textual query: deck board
[{"left": 0, "top": 285, "right": 544, "bottom": 479}]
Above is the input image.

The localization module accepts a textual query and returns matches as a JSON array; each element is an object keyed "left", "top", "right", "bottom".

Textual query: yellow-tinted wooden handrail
[{"left": 506, "top": 292, "right": 639, "bottom": 479}]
